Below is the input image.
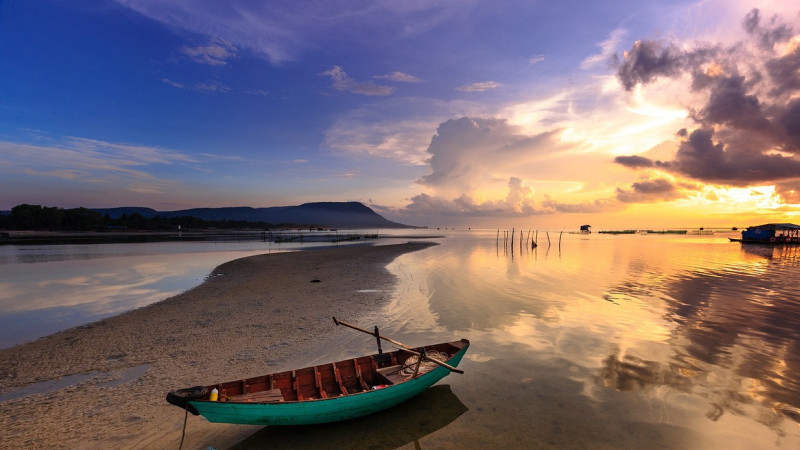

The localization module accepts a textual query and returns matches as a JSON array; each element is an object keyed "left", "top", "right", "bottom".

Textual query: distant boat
[
  {"left": 730, "top": 223, "right": 800, "bottom": 244},
  {"left": 167, "top": 320, "right": 469, "bottom": 426}
]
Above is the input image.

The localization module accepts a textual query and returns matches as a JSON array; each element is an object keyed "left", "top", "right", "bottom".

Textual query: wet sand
[{"left": 0, "top": 242, "right": 435, "bottom": 449}]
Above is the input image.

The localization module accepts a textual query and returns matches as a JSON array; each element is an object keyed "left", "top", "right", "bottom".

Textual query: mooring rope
[
  {"left": 399, "top": 350, "right": 449, "bottom": 377},
  {"left": 178, "top": 403, "right": 189, "bottom": 450}
]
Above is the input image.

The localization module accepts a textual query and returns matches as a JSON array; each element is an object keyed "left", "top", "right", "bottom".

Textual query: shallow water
[
  {"left": 3, "top": 230, "right": 800, "bottom": 448},
  {"left": 0, "top": 234, "right": 422, "bottom": 348},
  {"left": 0, "top": 240, "right": 310, "bottom": 348},
  {"left": 298, "top": 230, "right": 800, "bottom": 449}
]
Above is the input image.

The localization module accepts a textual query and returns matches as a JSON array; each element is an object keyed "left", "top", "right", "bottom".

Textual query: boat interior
[{"left": 204, "top": 341, "right": 464, "bottom": 404}]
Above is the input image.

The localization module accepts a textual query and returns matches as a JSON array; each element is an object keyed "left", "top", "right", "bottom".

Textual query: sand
[{"left": 0, "top": 241, "right": 435, "bottom": 449}]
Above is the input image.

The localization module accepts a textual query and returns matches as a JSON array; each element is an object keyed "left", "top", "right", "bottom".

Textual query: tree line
[{"left": 0, "top": 204, "right": 276, "bottom": 231}]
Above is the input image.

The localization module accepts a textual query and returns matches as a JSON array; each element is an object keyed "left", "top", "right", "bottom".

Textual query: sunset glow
[{"left": 1, "top": 1, "right": 799, "bottom": 228}]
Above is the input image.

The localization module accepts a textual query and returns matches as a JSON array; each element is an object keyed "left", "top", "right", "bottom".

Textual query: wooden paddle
[{"left": 332, "top": 317, "right": 464, "bottom": 374}]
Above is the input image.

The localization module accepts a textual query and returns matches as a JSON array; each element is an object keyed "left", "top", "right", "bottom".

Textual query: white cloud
[
  {"left": 400, "top": 178, "right": 623, "bottom": 220},
  {"left": 456, "top": 81, "right": 500, "bottom": 92},
  {"left": 321, "top": 66, "right": 394, "bottom": 96},
  {"left": 375, "top": 71, "right": 424, "bottom": 83},
  {"left": 162, "top": 78, "right": 231, "bottom": 93},
  {"left": 322, "top": 97, "right": 491, "bottom": 165},
  {"left": 529, "top": 55, "right": 545, "bottom": 65},
  {"left": 180, "top": 39, "right": 236, "bottom": 66},
  {"left": 161, "top": 78, "right": 184, "bottom": 89},
  {"left": 0, "top": 137, "right": 201, "bottom": 197},
  {"left": 419, "top": 117, "right": 571, "bottom": 195},
  {"left": 114, "top": 0, "right": 473, "bottom": 65},
  {"left": 581, "top": 28, "right": 626, "bottom": 70}
]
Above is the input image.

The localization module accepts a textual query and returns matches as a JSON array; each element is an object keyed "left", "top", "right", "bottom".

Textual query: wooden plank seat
[
  {"left": 228, "top": 389, "right": 284, "bottom": 403},
  {"left": 376, "top": 365, "right": 407, "bottom": 385}
]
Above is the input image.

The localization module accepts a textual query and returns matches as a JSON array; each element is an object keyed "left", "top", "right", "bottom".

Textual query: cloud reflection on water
[
  {"left": 400, "top": 231, "right": 800, "bottom": 446},
  {"left": 598, "top": 241, "right": 800, "bottom": 431},
  {"left": 0, "top": 247, "right": 272, "bottom": 348}
]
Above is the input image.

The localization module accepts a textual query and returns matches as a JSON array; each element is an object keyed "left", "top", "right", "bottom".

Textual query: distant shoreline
[{"left": 0, "top": 229, "right": 442, "bottom": 246}]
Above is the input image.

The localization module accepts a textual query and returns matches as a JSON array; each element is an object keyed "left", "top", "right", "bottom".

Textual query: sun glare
[{"left": 688, "top": 186, "right": 784, "bottom": 212}]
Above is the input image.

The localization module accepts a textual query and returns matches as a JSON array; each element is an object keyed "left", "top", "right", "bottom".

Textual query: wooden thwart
[
  {"left": 229, "top": 389, "right": 284, "bottom": 403},
  {"left": 376, "top": 365, "right": 407, "bottom": 385}
]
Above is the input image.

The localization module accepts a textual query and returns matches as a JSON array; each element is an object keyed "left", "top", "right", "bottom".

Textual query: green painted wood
[{"left": 189, "top": 341, "right": 469, "bottom": 425}]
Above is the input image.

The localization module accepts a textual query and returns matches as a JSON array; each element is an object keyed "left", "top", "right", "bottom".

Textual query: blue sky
[{"left": 2, "top": 0, "right": 799, "bottom": 228}]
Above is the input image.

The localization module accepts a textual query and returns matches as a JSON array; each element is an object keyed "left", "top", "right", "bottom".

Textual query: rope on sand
[{"left": 178, "top": 403, "right": 189, "bottom": 450}]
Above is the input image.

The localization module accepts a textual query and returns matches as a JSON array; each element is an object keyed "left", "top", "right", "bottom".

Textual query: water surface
[
  {"left": 299, "top": 230, "right": 800, "bottom": 449},
  {"left": 4, "top": 229, "right": 800, "bottom": 449}
]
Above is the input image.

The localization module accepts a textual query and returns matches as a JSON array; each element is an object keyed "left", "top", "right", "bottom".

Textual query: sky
[{"left": 1, "top": 0, "right": 799, "bottom": 229}]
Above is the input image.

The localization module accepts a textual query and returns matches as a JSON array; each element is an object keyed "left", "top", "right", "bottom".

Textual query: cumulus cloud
[
  {"left": 418, "top": 117, "right": 566, "bottom": 195},
  {"left": 395, "top": 113, "right": 632, "bottom": 218},
  {"left": 321, "top": 66, "right": 395, "bottom": 96},
  {"left": 456, "top": 81, "right": 500, "bottom": 92},
  {"left": 401, "top": 180, "right": 624, "bottom": 218},
  {"left": 613, "top": 8, "right": 800, "bottom": 198},
  {"left": 403, "top": 178, "right": 544, "bottom": 217}
]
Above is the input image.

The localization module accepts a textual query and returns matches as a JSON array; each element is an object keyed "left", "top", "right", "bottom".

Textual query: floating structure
[
  {"left": 579, "top": 224, "right": 591, "bottom": 234},
  {"left": 597, "top": 230, "right": 637, "bottom": 235},
  {"left": 730, "top": 223, "right": 800, "bottom": 244},
  {"left": 645, "top": 230, "right": 687, "bottom": 234}
]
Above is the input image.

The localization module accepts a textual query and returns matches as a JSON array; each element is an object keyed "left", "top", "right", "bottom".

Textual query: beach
[{"left": 0, "top": 241, "right": 435, "bottom": 449}]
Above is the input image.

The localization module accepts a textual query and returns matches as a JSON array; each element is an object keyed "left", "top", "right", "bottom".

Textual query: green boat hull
[{"left": 189, "top": 342, "right": 469, "bottom": 425}]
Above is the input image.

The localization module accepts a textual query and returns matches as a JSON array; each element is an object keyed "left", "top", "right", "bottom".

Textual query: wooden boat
[{"left": 167, "top": 331, "right": 469, "bottom": 426}]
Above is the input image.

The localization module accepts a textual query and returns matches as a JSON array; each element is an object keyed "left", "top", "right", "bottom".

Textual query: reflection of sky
[
  {"left": 385, "top": 230, "right": 800, "bottom": 447},
  {"left": 0, "top": 242, "right": 285, "bottom": 348},
  {"left": 0, "top": 231, "right": 443, "bottom": 349}
]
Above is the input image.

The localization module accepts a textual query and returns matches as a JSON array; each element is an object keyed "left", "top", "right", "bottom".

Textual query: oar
[{"left": 332, "top": 317, "right": 464, "bottom": 374}]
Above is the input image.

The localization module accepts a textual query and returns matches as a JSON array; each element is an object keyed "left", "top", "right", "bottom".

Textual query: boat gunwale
[{"left": 187, "top": 339, "right": 469, "bottom": 407}]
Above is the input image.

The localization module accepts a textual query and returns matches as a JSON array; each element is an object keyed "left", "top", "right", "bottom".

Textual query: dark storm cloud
[
  {"left": 765, "top": 43, "right": 800, "bottom": 94},
  {"left": 615, "top": 178, "right": 683, "bottom": 203},
  {"left": 742, "top": 8, "right": 794, "bottom": 50},
  {"left": 694, "top": 75, "right": 770, "bottom": 130},
  {"left": 614, "top": 9, "right": 800, "bottom": 194},
  {"left": 615, "top": 40, "right": 689, "bottom": 91},
  {"left": 614, "top": 155, "right": 654, "bottom": 168},
  {"left": 780, "top": 99, "right": 800, "bottom": 149},
  {"left": 663, "top": 128, "right": 800, "bottom": 185}
]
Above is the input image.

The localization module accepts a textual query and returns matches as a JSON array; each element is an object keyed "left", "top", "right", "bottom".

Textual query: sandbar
[{"left": 0, "top": 241, "right": 435, "bottom": 449}]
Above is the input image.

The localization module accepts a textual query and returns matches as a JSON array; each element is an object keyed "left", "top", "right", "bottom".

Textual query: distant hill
[{"left": 93, "top": 202, "right": 410, "bottom": 229}]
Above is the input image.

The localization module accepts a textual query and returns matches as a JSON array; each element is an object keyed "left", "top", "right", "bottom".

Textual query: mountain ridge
[{"left": 92, "top": 202, "right": 411, "bottom": 229}]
